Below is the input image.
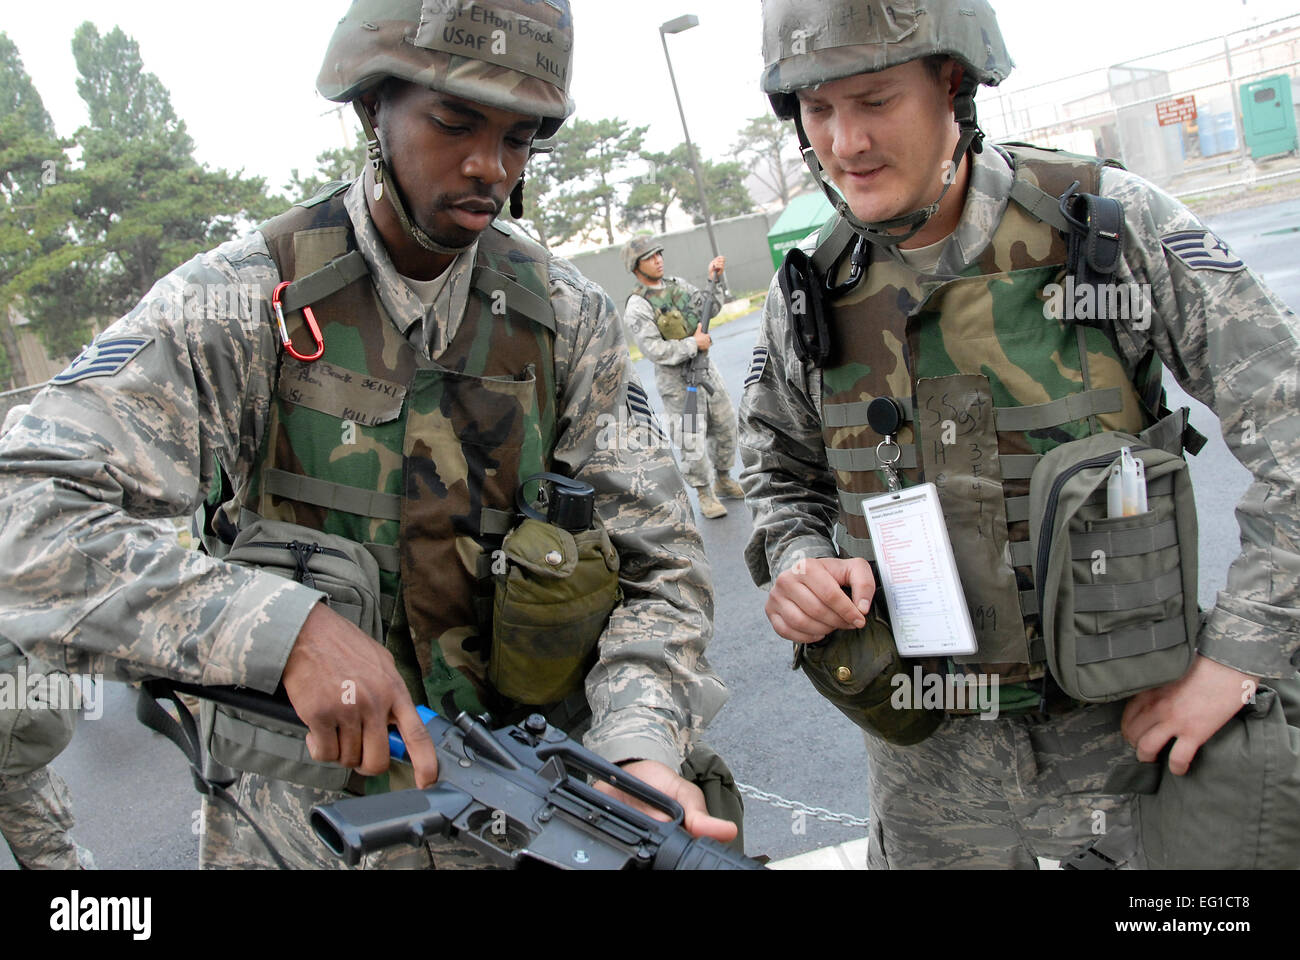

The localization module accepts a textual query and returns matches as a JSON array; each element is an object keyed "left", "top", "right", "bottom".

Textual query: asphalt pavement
[{"left": 3, "top": 198, "right": 1297, "bottom": 870}]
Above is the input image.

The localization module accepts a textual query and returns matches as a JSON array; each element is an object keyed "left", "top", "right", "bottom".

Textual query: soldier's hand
[
  {"left": 595, "top": 760, "right": 738, "bottom": 844},
  {"left": 1121, "top": 654, "right": 1258, "bottom": 776},
  {"left": 282, "top": 602, "right": 439, "bottom": 788},
  {"left": 708, "top": 256, "right": 726, "bottom": 280},
  {"left": 766, "top": 556, "right": 875, "bottom": 644},
  {"left": 693, "top": 328, "right": 712, "bottom": 352}
]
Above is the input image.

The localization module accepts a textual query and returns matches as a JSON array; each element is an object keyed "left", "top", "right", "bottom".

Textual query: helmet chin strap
[
  {"left": 794, "top": 74, "right": 985, "bottom": 250},
  {"left": 353, "top": 101, "right": 475, "bottom": 257}
]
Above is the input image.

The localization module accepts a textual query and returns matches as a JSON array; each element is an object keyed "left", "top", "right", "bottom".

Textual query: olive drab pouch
[
  {"left": 1138, "top": 676, "right": 1300, "bottom": 869},
  {"left": 490, "top": 517, "right": 621, "bottom": 706},
  {"left": 1029, "top": 414, "right": 1200, "bottom": 703},
  {"left": 654, "top": 307, "right": 691, "bottom": 341},
  {"left": 795, "top": 612, "right": 942, "bottom": 746},
  {"left": 203, "top": 517, "right": 387, "bottom": 791}
]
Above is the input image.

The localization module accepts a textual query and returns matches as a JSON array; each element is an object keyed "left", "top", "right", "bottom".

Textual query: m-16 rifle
[
  {"left": 138, "top": 679, "right": 763, "bottom": 871},
  {"left": 681, "top": 272, "right": 723, "bottom": 426}
]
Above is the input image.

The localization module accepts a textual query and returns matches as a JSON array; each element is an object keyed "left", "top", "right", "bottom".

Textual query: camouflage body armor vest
[
  {"left": 631, "top": 279, "right": 700, "bottom": 343},
  {"left": 241, "top": 185, "right": 558, "bottom": 715},
  {"left": 818, "top": 146, "right": 1159, "bottom": 685}
]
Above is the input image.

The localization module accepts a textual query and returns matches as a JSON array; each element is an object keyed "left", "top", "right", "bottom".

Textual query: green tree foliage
[
  {"left": 8, "top": 24, "right": 280, "bottom": 364},
  {"left": 286, "top": 127, "right": 369, "bottom": 202},
  {"left": 731, "top": 114, "right": 813, "bottom": 206},
  {"left": 0, "top": 32, "right": 67, "bottom": 388},
  {"left": 623, "top": 144, "right": 755, "bottom": 233},
  {"left": 520, "top": 117, "right": 646, "bottom": 248}
]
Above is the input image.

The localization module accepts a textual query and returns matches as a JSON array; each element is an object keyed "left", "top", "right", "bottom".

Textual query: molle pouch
[
  {"left": 654, "top": 307, "right": 690, "bottom": 341},
  {"left": 204, "top": 518, "right": 387, "bottom": 791},
  {"left": 490, "top": 517, "right": 621, "bottom": 706},
  {"left": 1029, "top": 418, "right": 1199, "bottom": 703},
  {"left": 797, "top": 613, "right": 942, "bottom": 746}
]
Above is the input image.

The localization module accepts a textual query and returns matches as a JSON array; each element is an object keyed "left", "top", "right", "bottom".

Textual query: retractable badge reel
[{"left": 867, "top": 398, "right": 906, "bottom": 493}]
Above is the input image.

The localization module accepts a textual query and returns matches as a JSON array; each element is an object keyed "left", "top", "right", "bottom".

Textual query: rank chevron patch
[
  {"left": 1161, "top": 230, "right": 1245, "bottom": 272},
  {"left": 52, "top": 337, "right": 154, "bottom": 385}
]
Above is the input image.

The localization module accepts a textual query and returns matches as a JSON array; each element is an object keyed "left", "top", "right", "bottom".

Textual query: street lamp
[{"left": 659, "top": 14, "right": 723, "bottom": 269}]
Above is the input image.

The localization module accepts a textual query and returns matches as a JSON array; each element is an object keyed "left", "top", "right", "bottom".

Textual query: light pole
[{"left": 660, "top": 14, "right": 723, "bottom": 269}]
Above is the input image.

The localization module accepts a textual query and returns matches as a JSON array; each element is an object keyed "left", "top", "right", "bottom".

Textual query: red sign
[{"left": 1156, "top": 96, "right": 1198, "bottom": 127}]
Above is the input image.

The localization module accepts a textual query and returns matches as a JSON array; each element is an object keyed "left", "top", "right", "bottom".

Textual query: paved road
[{"left": 4, "top": 198, "right": 1297, "bottom": 870}]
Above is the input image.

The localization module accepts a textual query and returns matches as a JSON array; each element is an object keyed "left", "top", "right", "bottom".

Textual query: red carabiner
[{"left": 271, "top": 281, "right": 325, "bottom": 363}]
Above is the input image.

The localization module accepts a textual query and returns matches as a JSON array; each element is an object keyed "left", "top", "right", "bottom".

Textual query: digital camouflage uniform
[
  {"left": 740, "top": 141, "right": 1300, "bottom": 868},
  {"left": 0, "top": 171, "right": 728, "bottom": 869},
  {"left": 624, "top": 279, "right": 738, "bottom": 489}
]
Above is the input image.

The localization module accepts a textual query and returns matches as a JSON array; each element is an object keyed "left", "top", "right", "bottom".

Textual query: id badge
[{"left": 861, "top": 483, "right": 978, "bottom": 657}]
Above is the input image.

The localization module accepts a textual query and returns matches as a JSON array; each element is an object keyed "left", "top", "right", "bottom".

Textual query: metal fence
[{"left": 981, "top": 14, "right": 1300, "bottom": 197}]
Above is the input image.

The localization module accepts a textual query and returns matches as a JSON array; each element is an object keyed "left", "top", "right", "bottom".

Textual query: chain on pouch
[
  {"left": 796, "top": 609, "right": 942, "bottom": 746},
  {"left": 204, "top": 517, "right": 387, "bottom": 791},
  {"left": 1028, "top": 414, "right": 1200, "bottom": 703},
  {"left": 490, "top": 474, "right": 621, "bottom": 706}
]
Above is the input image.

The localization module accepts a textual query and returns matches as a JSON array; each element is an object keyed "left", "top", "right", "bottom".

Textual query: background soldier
[
  {"left": 0, "top": 0, "right": 735, "bottom": 868},
  {"left": 0, "top": 405, "right": 94, "bottom": 870},
  {"left": 741, "top": 0, "right": 1300, "bottom": 868},
  {"left": 623, "top": 237, "right": 744, "bottom": 519}
]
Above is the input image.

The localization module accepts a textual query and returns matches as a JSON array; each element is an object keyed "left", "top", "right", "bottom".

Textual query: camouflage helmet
[
  {"left": 318, "top": 0, "right": 576, "bottom": 140},
  {"left": 760, "top": 0, "right": 1013, "bottom": 119},
  {"left": 623, "top": 236, "right": 664, "bottom": 274}
]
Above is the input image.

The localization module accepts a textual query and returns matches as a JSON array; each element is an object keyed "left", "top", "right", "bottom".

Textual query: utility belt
[
  {"left": 798, "top": 409, "right": 1201, "bottom": 744},
  {"left": 206, "top": 474, "right": 621, "bottom": 792}
]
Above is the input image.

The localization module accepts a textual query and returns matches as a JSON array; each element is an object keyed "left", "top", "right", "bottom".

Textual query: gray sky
[{"left": 4, "top": 0, "right": 1295, "bottom": 199}]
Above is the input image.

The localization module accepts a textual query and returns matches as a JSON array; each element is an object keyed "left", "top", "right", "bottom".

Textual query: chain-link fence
[{"left": 982, "top": 14, "right": 1300, "bottom": 198}]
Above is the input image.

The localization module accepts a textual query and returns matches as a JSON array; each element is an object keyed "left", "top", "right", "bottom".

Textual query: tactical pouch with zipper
[
  {"left": 1028, "top": 412, "right": 1200, "bottom": 703},
  {"left": 490, "top": 516, "right": 621, "bottom": 706},
  {"left": 797, "top": 611, "right": 943, "bottom": 746},
  {"left": 203, "top": 517, "right": 386, "bottom": 791}
]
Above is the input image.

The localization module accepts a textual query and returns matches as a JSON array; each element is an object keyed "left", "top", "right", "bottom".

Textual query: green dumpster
[
  {"left": 767, "top": 192, "right": 836, "bottom": 269},
  {"left": 1240, "top": 74, "right": 1298, "bottom": 160}
]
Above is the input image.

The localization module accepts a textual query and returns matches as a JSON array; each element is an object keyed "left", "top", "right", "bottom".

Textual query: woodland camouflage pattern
[
  {"left": 760, "top": 0, "right": 1014, "bottom": 97},
  {"left": 742, "top": 141, "right": 1300, "bottom": 866},
  {"left": 742, "top": 143, "right": 1300, "bottom": 681},
  {"left": 624, "top": 278, "right": 737, "bottom": 489},
  {"left": 0, "top": 177, "right": 727, "bottom": 853},
  {"left": 317, "top": 0, "right": 575, "bottom": 137}
]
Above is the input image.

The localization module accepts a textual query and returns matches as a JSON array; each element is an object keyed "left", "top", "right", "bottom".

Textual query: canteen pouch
[
  {"left": 654, "top": 307, "right": 691, "bottom": 341},
  {"left": 1028, "top": 415, "right": 1199, "bottom": 703},
  {"left": 797, "top": 612, "right": 942, "bottom": 746},
  {"left": 203, "top": 518, "right": 386, "bottom": 791},
  {"left": 490, "top": 516, "right": 621, "bottom": 705}
]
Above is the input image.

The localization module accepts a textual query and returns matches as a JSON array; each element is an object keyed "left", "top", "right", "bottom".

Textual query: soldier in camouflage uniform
[
  {"left": 0, "top": 407, "right": 94, "bottom": 870},
  {"left": 0, "top": 0, "right": 734, "bottom": 869},
  {"left": 742, "top": 0, "right": 1300, "bottom": 868},
  {"left": 622, "top": 237, "right": 743, "bottom": 519}
]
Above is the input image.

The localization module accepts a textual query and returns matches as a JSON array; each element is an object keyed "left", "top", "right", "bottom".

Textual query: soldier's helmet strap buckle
[{"left": 272, "top": 281, "right": 326, "bottom": 364}]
